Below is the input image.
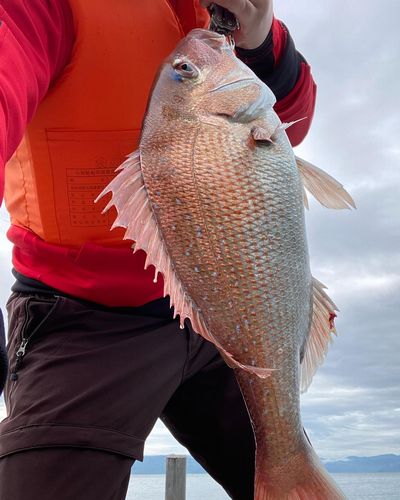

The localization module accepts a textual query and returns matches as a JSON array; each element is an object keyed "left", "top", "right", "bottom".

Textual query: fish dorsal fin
[
  {"left": 95, "top": 152, "right": 209, "bottom": 335},
  {"left": 300, "top": 277, "right": 339, "bottom": 393},
  {"left": 295, "top": 156, "right": 356, "bottom": 210}
]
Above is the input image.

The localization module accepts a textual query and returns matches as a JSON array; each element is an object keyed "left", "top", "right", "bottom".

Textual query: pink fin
[
  {"left": 300, "top": 278, "right": 339, "bottom": 393},
  {"left": 220, "top": 350, "right": 275, "bottom": 378},
  {"left": 273, "top": 117, "right": 307, "bottom": 136},
  {"left": 95, "top": 150, "right": 223, "bottom": 346},
  {"left": 247, "top": 125, "right": 277, "bottom": 150},
  {"left": 296, "top": 156, "right": 356, "bottom": 210}
]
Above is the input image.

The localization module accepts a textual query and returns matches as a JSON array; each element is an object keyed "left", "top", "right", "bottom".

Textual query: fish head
[{"left": 142, "top": 29, "right": 277, "bottom": 129}]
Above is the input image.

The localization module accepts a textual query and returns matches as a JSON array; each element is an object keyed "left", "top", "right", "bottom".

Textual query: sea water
[{"left": 126, "top": 472, "right": 400, "bottom": 499}]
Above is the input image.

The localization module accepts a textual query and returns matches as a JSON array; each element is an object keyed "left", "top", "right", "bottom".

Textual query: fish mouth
[{"left": 209, "top": 77, "right": 256, "bottom": 93}]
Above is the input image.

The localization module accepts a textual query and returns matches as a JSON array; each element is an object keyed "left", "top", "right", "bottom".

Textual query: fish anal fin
[
  {"left": 300, "top": 277, "right": 339, "bottom": 393},
  {"left": 296, "top": 156, "right": 356, "bottom": 210}
]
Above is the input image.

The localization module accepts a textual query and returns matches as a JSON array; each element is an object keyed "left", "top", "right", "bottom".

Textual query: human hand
[{"left": 199, "top": 0, "right": 274, "bottom": 50}]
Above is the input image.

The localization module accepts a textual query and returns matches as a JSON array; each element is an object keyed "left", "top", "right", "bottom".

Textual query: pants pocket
[{"left": 6, "top": 294, "right": 64, "bottom": 383}]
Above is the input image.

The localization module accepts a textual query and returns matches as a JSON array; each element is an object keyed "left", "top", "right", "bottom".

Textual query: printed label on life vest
[
  {"left": 46, "top": 129, "right": 140, "bottom": 247},
  {"left": 67, "top": 166, "right": 118, "bottom": 227}
]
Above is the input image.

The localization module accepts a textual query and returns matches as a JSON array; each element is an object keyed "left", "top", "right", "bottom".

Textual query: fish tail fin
[{"left": 255, "top": 448, "right": 347, "bottom": 499}]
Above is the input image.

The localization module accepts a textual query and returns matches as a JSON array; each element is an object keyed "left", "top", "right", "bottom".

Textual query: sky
[{"left": 0, "top": 0, "right": 399, "bottom": 462}]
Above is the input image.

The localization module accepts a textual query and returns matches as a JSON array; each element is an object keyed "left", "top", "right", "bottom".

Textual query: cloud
[{"left": 144, "top": 420, "right": 188, "bottom": 456}]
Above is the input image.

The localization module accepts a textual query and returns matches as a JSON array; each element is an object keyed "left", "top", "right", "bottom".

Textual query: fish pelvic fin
[
  {"left": 255, "top": 447, "right": 347, "bottom": 499},
  {"left": 300, "top": 277, "right": 339, "bottom": 394},
  {"left": 95, "top": 150, "right": 219, "bottom": 345},
  {"left": 295, "top": 156, "right": 356, "bottom": 210},
  {"left": 219, "top": 350, "right": 275, "bottom": 378}
]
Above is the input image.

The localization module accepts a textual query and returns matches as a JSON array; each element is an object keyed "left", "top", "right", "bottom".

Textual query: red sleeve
[
  {"left": 0, "top": 0, "right": 75, "bottom": 204},
  {"left": 272, "top": 20, "right": 317, "bottom": 147},
  {"left": 274, "top": 63, "right": 317, "bottom": 147}
]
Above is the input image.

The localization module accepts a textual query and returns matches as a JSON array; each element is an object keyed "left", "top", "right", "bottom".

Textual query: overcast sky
[{"left": 0, "top": 0, "right": 399, "bottom": 463}]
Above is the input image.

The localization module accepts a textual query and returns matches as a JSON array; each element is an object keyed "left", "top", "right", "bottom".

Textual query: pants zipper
[{"left": 10, "top": 295, "right": 60, "bottom": 382}]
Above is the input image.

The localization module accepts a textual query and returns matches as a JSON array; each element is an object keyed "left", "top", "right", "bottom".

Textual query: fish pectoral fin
[
  {"left": 295, "top": 156, "right": 356, "bottom": 210},
  {"left": 247, "top": 119, "right": 307, "bottom": 150},
  {"left": 300, "top": 277, "right": 339, "bottom": 393},
  {"left": 246, "top": 125, "right": 277, "bottom": 150},
  {"left": 219, "top": 350, "right": 275, "bottom": 379}
]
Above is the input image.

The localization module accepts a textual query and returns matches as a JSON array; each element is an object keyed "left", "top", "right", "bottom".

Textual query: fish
[{"left": 96, "top": 29, "right": 355, "bottom": 499}]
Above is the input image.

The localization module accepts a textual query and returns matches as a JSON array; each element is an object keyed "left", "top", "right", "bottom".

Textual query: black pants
[{"left": 0, "top": 293, "right": 255, "bottom": 499}]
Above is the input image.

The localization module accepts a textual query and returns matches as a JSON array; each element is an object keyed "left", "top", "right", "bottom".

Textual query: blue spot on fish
[
  {"left": 170, "top": 71, "right": 183, "bottom": 82},
  {"left": 194, "top": 267, "right": 199, "bottom": 272},
  {"left": 186, "top": 252, "right": 190, "bottom": 256},
  {"left": 172, "top": 226, "right": 176, "bottom": 230},
  {"left": 252, "top": 360, "right": 255, "bottom": 365},
  {"left": 176, "top": 199, "right": 181, "bottom": 204},
  {"left": 187, "top": 216, "right": 190, "bottom": 219}
]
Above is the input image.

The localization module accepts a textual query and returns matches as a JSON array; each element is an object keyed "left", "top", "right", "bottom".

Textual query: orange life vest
[{"left": 4, "top": 0, "right": 209, "bottom": 249}]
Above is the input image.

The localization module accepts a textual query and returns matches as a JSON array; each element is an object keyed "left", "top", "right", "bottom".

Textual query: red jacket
[{"left": 0, "top": 0, "right": 316, "bottom": 307}]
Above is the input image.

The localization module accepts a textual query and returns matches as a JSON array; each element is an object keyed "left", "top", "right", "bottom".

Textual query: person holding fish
[{"left": 0, "top": 1, "right": 349, "bottom": 499}]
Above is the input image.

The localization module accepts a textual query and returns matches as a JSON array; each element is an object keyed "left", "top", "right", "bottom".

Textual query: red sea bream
[{"left": 96, "top": 29, "right": 355, "bottom": 499}]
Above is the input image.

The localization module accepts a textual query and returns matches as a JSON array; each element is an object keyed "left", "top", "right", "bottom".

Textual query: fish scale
[{"left": 97, "top": 28, "right": 354, "bottom": 499}]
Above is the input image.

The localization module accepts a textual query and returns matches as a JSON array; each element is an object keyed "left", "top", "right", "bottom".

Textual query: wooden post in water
[{"left": 165, "top": 455, "right": 187, "bottom": 500}]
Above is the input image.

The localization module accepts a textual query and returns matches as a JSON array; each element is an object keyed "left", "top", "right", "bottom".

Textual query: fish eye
[{"left": 173, "top": 60, "right": 198, "bottom": 79}]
